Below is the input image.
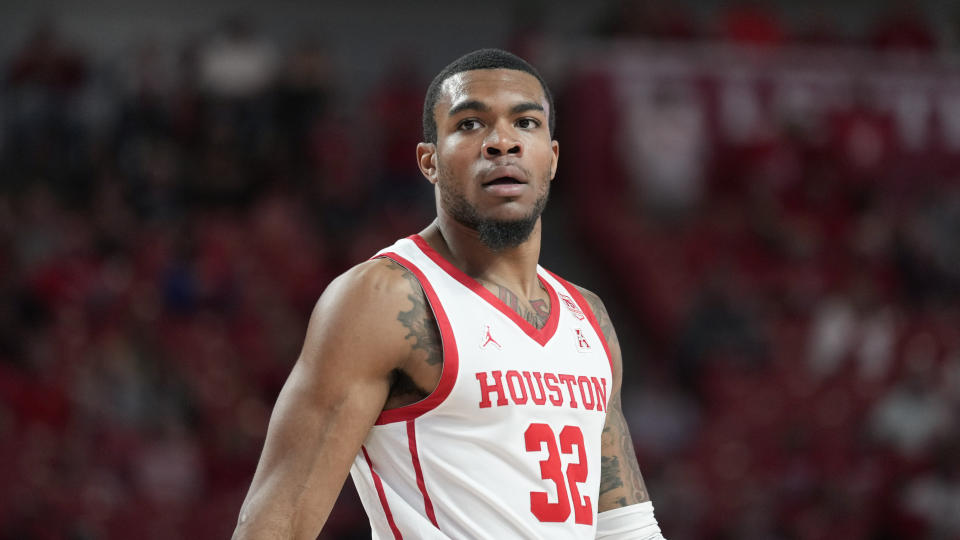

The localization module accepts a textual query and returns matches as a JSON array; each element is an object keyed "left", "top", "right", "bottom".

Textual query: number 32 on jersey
[{"left": 524, "top": 423, "right": 592, "bottom": 525}]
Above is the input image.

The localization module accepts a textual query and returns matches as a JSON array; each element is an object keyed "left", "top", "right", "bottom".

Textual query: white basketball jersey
[{"left": 349, "top": 235, "right": 613, "bottom": 539}]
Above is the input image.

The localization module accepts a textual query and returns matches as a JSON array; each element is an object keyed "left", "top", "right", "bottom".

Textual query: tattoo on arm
[
  {"left": 600, "top": 455, "right": 624, "bottom": 493},
  {"left": 580, "top": 286, "right": 650, "bottom": 509},
  {"left": 386, "top": 259, "right": 442, "bottom": 366},
  {"left": 581, "top": 288, "right": 620, "bottom": 361},
  {"left": 600, "top": 395, "right": 649, "bottom": 505}
]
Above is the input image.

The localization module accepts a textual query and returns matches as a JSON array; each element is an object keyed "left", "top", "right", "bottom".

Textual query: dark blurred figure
[
  {"left": 898, "top": 437, "right": 960, "bottom": 538},
  {"left": 191, "top": 15, "right": 280, "bottom": 206},
  {"left": 8, "top": 19, "right": 87, "bottom": 93},
  {"left": 274, "top": 36, "right": 334, "bottom": 172},
  {"left": 676, "top": 263, "right": 768, "bottom": 398},
  {"left": 870, "top": 1, "right": 938, "bottom": 52},
  {"left": 364, "top": 54, "right": 425, "bottom": 206},
  {"left": 5, "top": 19, "right": 89, "bottom": 192},
  {"left": 718, "top": 0, "right": 786, "bottom": 47},
  {"left": 595, "top": 0, "right": 698, "bottom": 41}
]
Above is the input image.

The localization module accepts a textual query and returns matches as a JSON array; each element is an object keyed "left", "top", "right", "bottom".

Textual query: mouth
[
  {"left": 481, "top": 175, "right": 528, "bottom": 197},
  {"left": 482, "top": 177, "right": 525, "bottom": 186}
]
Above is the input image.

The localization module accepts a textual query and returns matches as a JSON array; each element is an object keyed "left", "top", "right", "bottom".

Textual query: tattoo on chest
[
  {"left": 493, "top": 284, "right": 550, "bottom": 329},
  {"left": 386, "top": 260, "right": 443, "bottom": 366}
]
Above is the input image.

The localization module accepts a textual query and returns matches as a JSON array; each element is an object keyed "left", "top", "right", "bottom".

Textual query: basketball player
[{"left": 233, "top": 49, "right": 665, "bottom": 539}]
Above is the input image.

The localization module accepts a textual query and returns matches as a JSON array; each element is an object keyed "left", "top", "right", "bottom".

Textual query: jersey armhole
[
  {"left": 372, "top": 252, "right": 460, "bottom": 425},
  {"left": 544, "top": 270, "right": 614, "bottom": 374}
]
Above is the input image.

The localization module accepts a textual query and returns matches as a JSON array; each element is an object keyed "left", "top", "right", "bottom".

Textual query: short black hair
[{"left": 422, "top": 48, "right": 555, "bottom": 144}]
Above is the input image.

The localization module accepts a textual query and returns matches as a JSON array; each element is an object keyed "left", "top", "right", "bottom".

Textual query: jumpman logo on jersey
[
  {"left": 480, "top": 324, "right": 502, "bottom": 350},
  {"left": 574, "top": 328, "right": 591, "bottom": 352}
]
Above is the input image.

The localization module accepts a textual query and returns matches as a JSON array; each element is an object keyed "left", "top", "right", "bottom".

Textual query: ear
[
  {"left": 417, "top": 142, "right": 438, "bottom": 184},
  {"left": 548, "top": 139, "right": 559, "bottom": 180}
]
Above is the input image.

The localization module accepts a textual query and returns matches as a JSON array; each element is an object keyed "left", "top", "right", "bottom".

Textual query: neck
[{"left": 421, "top": 212, "right": 543, "bottom": 297}]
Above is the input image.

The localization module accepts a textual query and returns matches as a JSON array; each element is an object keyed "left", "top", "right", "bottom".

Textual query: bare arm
[
  {"left": 577, "top": 287, "right": 651, "bottom": 513},
  {"left": 233, "top": 258, "right": 421, "bottom": 539}
]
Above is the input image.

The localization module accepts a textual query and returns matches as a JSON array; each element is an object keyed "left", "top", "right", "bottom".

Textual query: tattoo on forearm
[
  {"left": 602, "top": 396, "right": 649, "bottom": 506},
  {"left": 581, "top": 286, "right": 651, "bottom": 509},
  {"left": 600, "top": 453, "right": 624, "bottom": 494},
  {"left": 386, "top": 259, "right": 442, "bottom": 366}
]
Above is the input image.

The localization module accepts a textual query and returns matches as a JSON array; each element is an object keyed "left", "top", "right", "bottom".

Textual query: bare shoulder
[
  {"left": 314, "top": 257, "right": 422, "bottom": 325},
  {"left": 302, "top": 257, "right": 423, "bottom": 370},
  {"left": 324, "top": 256, "right": 415, "bottom": 304},
  {"left": 570, "top": 284, "right": 606, "bottom": 319},
  {"left": 568, "top": 284, "right": 611, "bottom": 329},
  {"left": 309, "top": 256, "right": 441, "bottom": 374},
  {"left": 568, "top": 283, "right": 622, "bottom": 380}
]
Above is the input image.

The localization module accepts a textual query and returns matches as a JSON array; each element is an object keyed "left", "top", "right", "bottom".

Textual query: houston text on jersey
[{"left": 475, "top": 370, "right": 608, "bottom": 411}]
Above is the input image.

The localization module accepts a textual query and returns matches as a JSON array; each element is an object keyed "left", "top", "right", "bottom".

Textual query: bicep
[
  {"left": 234, "top": 266, "right": 409, "bottom": 538},
  {"left": 238, "top": 354, "right": 390, "bottom": 536}
]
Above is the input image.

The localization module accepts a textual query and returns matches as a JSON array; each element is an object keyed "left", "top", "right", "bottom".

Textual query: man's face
[{"left": 417, "top": 68, "right": 559, "bottom": 250}]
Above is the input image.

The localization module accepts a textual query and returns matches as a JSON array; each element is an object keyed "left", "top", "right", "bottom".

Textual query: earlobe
[
  {"left": 550, "top": 140, "right": 559, "bottom": 180},
  {"left": 417, "top": 142, "right": 438, "bottom": 184}
]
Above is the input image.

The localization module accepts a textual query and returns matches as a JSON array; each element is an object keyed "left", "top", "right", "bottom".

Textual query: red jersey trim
[
  {"left": 545, "top": 270, "right": 614, "bottom": 373},
  {"left": 362, "top": 446, "right": 403, "bottom": 540},
  {"left": 372, "top": 252, "right": 459, "bottom": 425},
  {"left": 407, "top": 419, "right": 440, "bottom": 528},
  {"left": 409, "top": 234, "right": 560, "bottom": 347}
]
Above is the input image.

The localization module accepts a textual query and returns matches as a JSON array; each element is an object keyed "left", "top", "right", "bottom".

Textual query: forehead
[{"left": 436, "top": 68, "right": 547, "bottom": 114}]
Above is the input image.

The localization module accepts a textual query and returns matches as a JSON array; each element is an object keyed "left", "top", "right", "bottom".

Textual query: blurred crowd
[{"left": 1, "top": 2, "right": 959, "bottom": 539}]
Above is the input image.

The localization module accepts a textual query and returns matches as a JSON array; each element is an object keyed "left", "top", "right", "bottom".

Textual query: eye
[
  {"left": 457, "top": 118, "right": 482, "bottom": 131},
  {"left": 516, "top": 117, "right": 541, "bottom": 129}
]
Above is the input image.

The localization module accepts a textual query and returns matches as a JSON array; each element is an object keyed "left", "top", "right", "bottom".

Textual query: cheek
[
  {"left": 536, "top": 147, "right": 556, "bottom": 175},
  {"left": 436, "top": 142, "right": 468, "bottom": 170},
  {"left": 438, "top": 146, "right": 482, "bottom": 181}
]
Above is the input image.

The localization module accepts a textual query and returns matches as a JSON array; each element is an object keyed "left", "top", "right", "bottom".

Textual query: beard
[{"left": 437, "top": 165, "right": 550, "bottom": 252}]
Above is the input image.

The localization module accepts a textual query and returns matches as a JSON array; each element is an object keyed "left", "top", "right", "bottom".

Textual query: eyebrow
[
  {"left": 447, "top": 100, "right": 545, "bottom": 118},
  {"left": 448, "top": 100, "right": 489, "bottom": 117},
  {"left": 510, "top": 102, "right": 545, "bottom": 115}
]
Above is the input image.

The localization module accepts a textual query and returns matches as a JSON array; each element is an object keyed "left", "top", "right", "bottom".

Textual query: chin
[
  {"left": 475, "top": 215, "right": 539, "bottom": 251},
  {"left": 484, "top": 209, "right": 534, "bottom": 224}
]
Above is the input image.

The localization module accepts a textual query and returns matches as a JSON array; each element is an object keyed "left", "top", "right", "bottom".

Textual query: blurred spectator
[
  {"left": 870, "top": 2, "right": 937, "bottom": 52},
  {"left": 595, "top": 0, "right": 698, "bottom": 41},
  {"left": 621, "top": 80, "right": 707, "bottom": 219},
  {"left": 132, "top": 414, "right": 204, "bottom": 509},
  {"left": 5, "top": 20, "right": 89, "bottom": 189},
  {"left": 198, "top": 16, "right": 279, "bottom": 99},
  {"left": 794, "top": 11, "right": 845, "bottom": 47},
  {"left": 718, "top": 1, "right": 786, "bottom": 47},
  {"left": 676, "top": 266, "right": 767, "bottom": 395},
  {"left": 900, "top": 439, "right": 960, "bottom": 537},
  {"left": 807, "top": 277, "right": 896, "bottom": 381},
  {"left": 8, "top": 19, "right": 87, "bottom": 93},
  {"left": 364, "top": 55, "right": 429, "bottom": 208},
  {"left": 626, "top": 373, "right": 700, "bottom": 458},
  {"left": 895, "top": 187, "right": 960, "bottom": 305},
  {"left": 274, "top": 36, "right": 335, "bottom": 165},
  {"left": 869, "top": 334, "right": 952, "bottom": 458}
]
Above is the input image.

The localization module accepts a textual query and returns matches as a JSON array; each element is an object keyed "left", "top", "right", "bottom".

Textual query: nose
[{"left": 482, "top": 123, "right": 522, "bottom": 158}]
